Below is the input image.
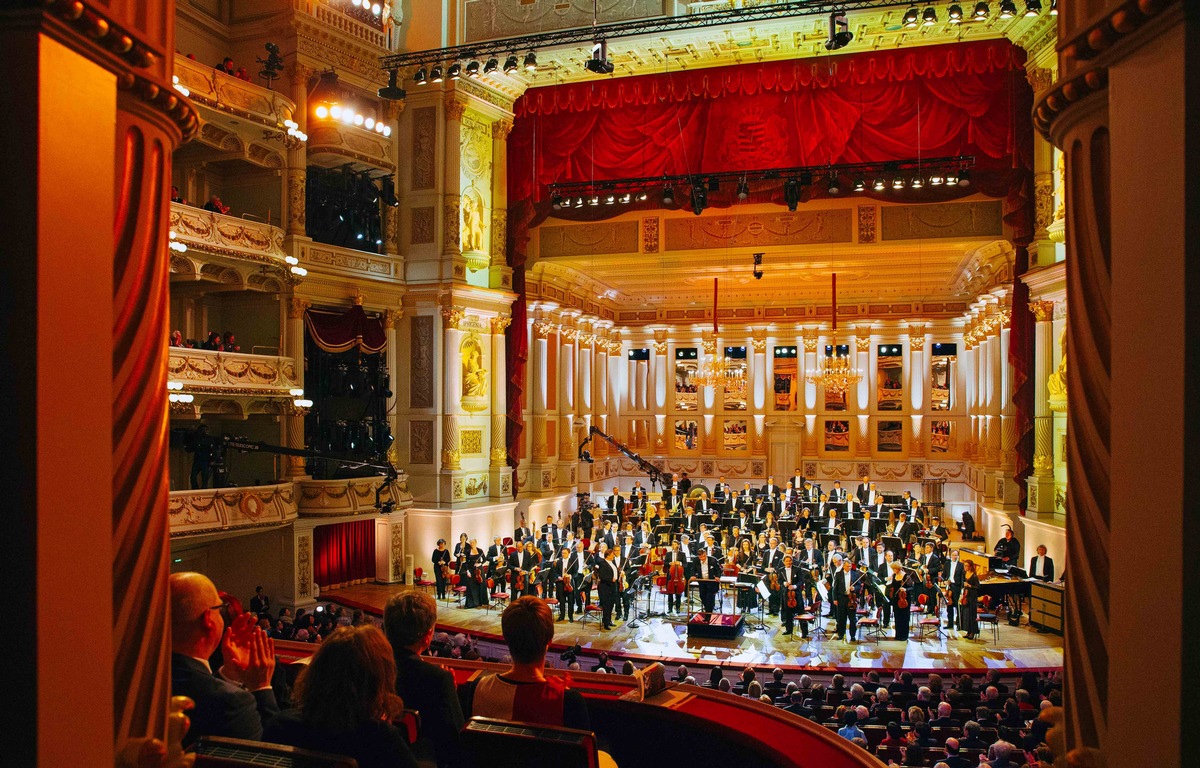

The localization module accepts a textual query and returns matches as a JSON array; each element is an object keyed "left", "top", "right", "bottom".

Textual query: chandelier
[
  {"left": 693, "top": 278, "right": 747, "bottom": 393},
  {"left": 806, "top": 272, "right": 863, "bottom": 393}
]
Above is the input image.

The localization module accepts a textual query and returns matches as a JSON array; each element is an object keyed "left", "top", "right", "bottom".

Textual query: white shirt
[
  {"left": 947, "top": 559, "right": 959, "bottom": 583},
  {"left": 699, "top": 559, "right": 711, "bottom": 579},
  {"left": 860, "top": 518, "right": 871, "bottom": 535},
  {"left": 827, "top": 517, "right": 838, "bottom": 532},
  {"left": 1032, "top": 556, "right": 1046, "bottom": 576},
  {"left": 894, "top": 520, "right": 906, "bottom": 535}
]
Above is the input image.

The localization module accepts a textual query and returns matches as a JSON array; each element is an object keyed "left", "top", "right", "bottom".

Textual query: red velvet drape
[
  {"left": 504, "top": 40, "right": 1035, "bottom": 479},
  {"left": 304, "top": 306, "right": 387, "bottom": 354},
  {"left": 313, "top": 519, "right": 376, "bottom": 589}
]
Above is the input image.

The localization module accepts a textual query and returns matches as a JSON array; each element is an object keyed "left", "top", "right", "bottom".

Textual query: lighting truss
[
  {"left": 379, "top": 1, "right": 915, "bottom": 72},
  {"left": 546, "top": 155, "right": 976, "bottom": 208}
]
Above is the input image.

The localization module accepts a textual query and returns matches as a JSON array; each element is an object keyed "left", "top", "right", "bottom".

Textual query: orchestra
[{"left": 427, "top": 476, "right": 1054, "bottom": 649}]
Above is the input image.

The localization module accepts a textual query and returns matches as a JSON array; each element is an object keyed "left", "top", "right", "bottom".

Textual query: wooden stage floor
[{"left": 323, "top": 582, "right": 1063, "bottom": 674}]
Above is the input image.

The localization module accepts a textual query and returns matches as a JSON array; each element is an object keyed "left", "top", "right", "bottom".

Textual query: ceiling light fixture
[
  {"left": 922, "top": 7, "right": 938, "bottom": 25},
  {"left": 1024, "top": 0, "right": 1042, "bottom": 16},
  {"left": 447, "top": 62, "right": 462, "bottom": 79},
  {"left": 973, "top": 1, "right": 990, "bottom": 18},
  {"left": 999, "top": 0, "right": 1017, "bottom": 18},
  {"left": 503, "top": 54, "right": 519, "bottom": 73},
  {"left": 413, "top": 67, "right": 427, "bottom": 84},
  {"left": 465, "top": 60, "right": 480, "bottom": 77},
  {"left": 825, "top": 10, "right": 853, "bottom": 50},
  {"left": 736, "top": 179, "right": 750, "bottom": 200},
  {"left": 853, "top": 177, "right": 866, "bottom": 193},
  {"left": 430, "top": 65, "right": 444, "bottom": 82},
  {"left": 524, "top": 51, "right": 538, "bottom": 71},
  {"left": 948, "top": 4, "right": 964, "bottom": 23},
  {"left": 902, "top": 7, "right": 920, "bottom": 28},
  {"left": 483, "top": 57, "right": 498, "bottom": 74}
]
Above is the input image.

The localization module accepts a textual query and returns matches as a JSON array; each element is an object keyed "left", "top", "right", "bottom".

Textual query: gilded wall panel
[
  {"left": 879, "top": 201, "right": 1004, "bottom": 241},
  {"left": 540, "top": 221, "right": 639, "bottom": 257},
  {"left": 411, "top": 107, "right": 437, "bottom": 190},
  {"left": 664, "top": 210, "right": 852, "bottom": 250},
  {"left": 464, "top": 0, "right": 660, "bottom": 42},
  {"left": 410, "top": 316, "right": 435, "bottom": 408}
]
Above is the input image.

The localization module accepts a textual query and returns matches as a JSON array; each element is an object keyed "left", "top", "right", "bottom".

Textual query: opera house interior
[{"left": 2, "top": 1, "right": 1195, "bottom": 767}]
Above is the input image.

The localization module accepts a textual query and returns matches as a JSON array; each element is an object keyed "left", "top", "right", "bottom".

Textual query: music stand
[
  {"left": 819, "top": 533, "right": 841, "bottom": 550},
  {"left": 748, "top": 578, "right": 770, "bottom": 631},
  {"left": 653, "top": 524, "right": 673, "bottom": 545},
  {"left": 881, "top": 535, "right": 904, "bottom": 557},
  {"left": 779, "top": 520, "right": 797, "bottom": 543}
]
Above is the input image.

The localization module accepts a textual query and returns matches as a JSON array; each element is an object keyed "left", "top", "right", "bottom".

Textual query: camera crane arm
[
  {"left": 583, "top": 426, "right": 665, "bottom": 488},
  {"left": 220, "top": 436, "right": 400, "bottom": 509}
]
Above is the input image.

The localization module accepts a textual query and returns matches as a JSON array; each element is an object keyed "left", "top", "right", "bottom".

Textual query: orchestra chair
[
  {"left": 579, "top": 601, "right": 603, "bottom": 627},
  {"left": 875, "top": 745, "right": 904, "bottom": 764},
  {"left": 856, "top": 605, "right": 882, "bottom": 638},
  {"left": 502, "top": 536, "right": 513, "bottom": 546},
  {"left": 461, "top": 717, "right": 601, "bottom": 768},
  {"left": 413, "top": 567, "right": 435, "bottom": 594},
  {"left": 487, "top": 578, "right": 510, "bottom": 614},
  {"left": 916, "top": 595, "right": 945, "bottom": 639},
  {"left": 451, "top": 573, "right": 467, "bottom": 607},
  {"left": 193, "top": 736, "right": 357, "bottom": 768},
  {"left": 799, "top": 600, "right": 825, "bottom": 640},
  {"left": 977, "top": 595, "right": 1000, "bottom": 642}
]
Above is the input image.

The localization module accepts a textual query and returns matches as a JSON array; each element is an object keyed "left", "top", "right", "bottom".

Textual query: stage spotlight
[
  {"left": 873, "top": 176, "right": 886, "bottom": 191},
  {"left": 948, "top": 4, "right": 964, "bottom": 22},
  {"left": 524, "top": 51, "right": 538, "bottom": 71},
  {"left": 585, "top": 39, "right": 615, "bottom": 74},
  {"left": 852, "top": 177, "right": 866, "bottom": 193},
  {"left": 414, "top": 67, "right": 427, "bottom": 85},
  {"left": 430, "top": 65, "right": 444, "bottom": 82},
  {"left": 736, "top": 180, "right": 750, "bottom": 200},
  {"left": 689, "top": 184, "right": 706, "bottom": 216},
  {"left": 503, "top": 54, "right": 519, "bottom": 73},
  {"left": 604, "top": 193, "right": 616, "bottom": 205},
  {"left": 551, "top": 194, "right": 564, "bottom": 210},
  {"left": 973, "top": 1, "right": 990, "bottom": 19},
  {"left": 1024, "top": 0, "right": 1041, "bottom": 15},
  {"left": 957, "top": 169, "right": 971, "bottom": 186},
  {"left": 827, "top": 174, "right": 841, "bottom": 195},
  {"left": 783, "top": 178, "right": 800, "bottom": 211},
  {"left": 636, "top": 191, "right": 648, "bottom": 201},
  {"left": 588, "top": 195, "right": 600, "bottom": 206},
  {"left": 945, "top": 169, "right": 959, "bottom": 185},
  {"left": 378, "top": 69, "right": 405, "bottom": 101},
  {"left": 922, "top": 7, "right": 937, "bottom": 25},
  {"left": 902, "top": 7, "right": 920, "bottom": 28},
  {"left": 1049, "top": 0, "right": 1057, "bottom": 15},
  {"left": 573, "top": 196, "right": 584, "bottom": 208},
  {"left": 910, "top": 175, "right": 924, "bottom": 189},
  {"left": 825, "top": 11, "right": 853, "bottom": 51},
  {"left": 447, "top": 62, "right": 462, "bottom": 79},
  {"left": 619, "top": 193, "right": 632, "bottom": 204},
  {"left": 999, "top": 0, "right": 1016, "bottom": 18},
  {"left": 483, "top": 58, "right": 498, "bottom": 74},
  {"left": 929, "top": 170, "right": 945, "bottom": 185},
  {"left": 892, "top": 176, "right": 906, "bottom": 190},
  {"left": 465, "top": 60, "right": 480, "bottom": 77},
  {"left": 662, "top": 184, "right": 675, "bottom": 206}
]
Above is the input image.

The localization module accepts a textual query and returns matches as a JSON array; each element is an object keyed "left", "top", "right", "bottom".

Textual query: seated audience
[
  {"left": 459, "top": 596, "right": 590, "bottom": 730},
  {"left": 262, "top": 625, "right": 417, "bottom": 768},
  {"left": 960, "top": 720, "right": 989, "bottom": 750},
  {"left": 837, "top": 709, "right": 865, "bottom": 741},
  {"left": 591, "top": 651, "right": 616, "bottom": 674},
  {"left": 879, "top": 720, "right": 906, "bottom": 748},
  {"left": 169, "top": 572, "right": 278, "bottom": 747},
  {"left": 930, "top": 701, "right": 960, "bottom": 728},
  {"left": 202, "top": 195, "right": 230, "bottom": 214},
  {"left": 383, "top": 592, "right": 464, "bottom": 768},
  {"left": 941, "top": 737, "right": 973, "bottom": 768}
]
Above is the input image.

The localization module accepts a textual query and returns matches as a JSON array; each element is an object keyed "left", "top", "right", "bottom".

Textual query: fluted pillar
[
  {"left": 489, "top": 316, "right": 510, "bottom": 497},
  {"left": 440, "top": 305, "right": 464, "bottom": 471},
  {"left": 442, "top": 95, "right": 466, "bottom": 279},
  {"left": 1030, "top": 300, "right": 1056, "bottom": 482},
  {"left": 489, "top": 118, "right": 513, "bottom": 289},
  {"left": 530, "top": 318, "right": 551, "bottom": 463},
  {"left": 752, "top": 331, "right": 767, "bottom": 411},
  {"left": 286, "top": 62, "right": 311, "bottom": 237},
  {"left": 285, "top": 298, "right": 311, "bottom": 477},
  {"left": 908, "top": 325, "right": 926, "bottom": 411}
]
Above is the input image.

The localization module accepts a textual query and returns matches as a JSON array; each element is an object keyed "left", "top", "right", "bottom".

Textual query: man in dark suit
[
  {"left": 606, "top": 487, "right": 625, "bottom": 518},
  {"left": 662, "top": 540, "right": 689, "bottom": 613},
  {"left": 761, "top": 476, "right": 781, "bottom": 500},
  {"left": 552, "top": 547, "right": 578, "bottom": 622},
  {"left": 693, "top": 549, "right": 720, "bottom": 613},
  {"left": 784, "top": 691, "right": 815, "bottom": 719},
  {"left": 856, "top": 475, "right": 872, "bottom": 503},
  {"left": 170, "top": 573, "right": 278, "bottom": 748},
  {"left": 712, "top": 476, "right": 730, "bottom": 511},
  {"left": 888, "top": 515, "right": 912, "bottom": 542},
  {"left": 939, "top": 548, "right": 963, "bottom": 630},
  {"left": 384, "top": 592, "right": 465, "bottom": 768},
  {"left": 630, "top": 481, "right": 648, "bottom": 512},
  {"left": 664, "top": 487, "right": 685, "bottom": 514},
  {"left": 994, "top": 526, "right": 1021, "bottom": 566},
  {"left": 927, "top": 516, "right": 950, "bottom": 543},
  {"left": 683, "top": 506, "right": 702, "bottom": 534},
  {"left": 930, "top": 701, "right": 961, "bottom": 728},
  {"left": 754, "top": 494, "right": 776, "bottom": 520},
  {"left": 736, "top": 482, "right": 756, "bottom": 511},
  {"left": 790, "top": 469, "right": 806, "bottom": 495},
  {"left": 513, "top": 517, "right": 532, "bottom": 543},
  {"left": 828, "top": 481, "right": 847, "bottom": 502},
  {"left": 598, "top": 520, "right": 617, "bottom": 549},
  {"left": 678, "top": 472, "right": 693, "bottom": 495},
  {"left": 1029, "top": 545, "right": 1055, "bottom": 581},
  {"left": 596, "top": 548, "right": 620, "bottom": 629},
  {"left": 850, "top": 509, "right": 878, "bottom": 541},
  {"left": 918, "top": 542, "right": 943, "bottom": 614},
  {"left": 779, "top": 554, "right": 807, "bottom": 637},
  {"left": 831, "top": 558, "right": 859, "bottom": 641},
  {"left": 541, "top": 516, "right": 561, "bottom": 548},
  {"left": 249, "top": 586, "right": 270, "bottom": 617},
  {"left": 941, "top": 738, "right": 973, "bottom": 768}
]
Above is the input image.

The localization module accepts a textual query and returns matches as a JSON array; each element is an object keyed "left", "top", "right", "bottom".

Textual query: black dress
[
  {"left": 431, "top": 547, "right": 451, "bottom": 599},
  {"left": 961, "top": 573, "right": 981, "bottom": 636},
  {"left": 889, "top": 574, "right": 911, "bottom": 641}
]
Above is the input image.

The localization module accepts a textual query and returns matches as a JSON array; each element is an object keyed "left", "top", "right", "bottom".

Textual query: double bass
[{"left": 666, "top": 559, "right": 686, "bottom": 595}]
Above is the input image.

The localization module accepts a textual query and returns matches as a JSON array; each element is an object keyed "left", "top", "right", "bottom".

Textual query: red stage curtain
[
  {"left": 504, "top": 40, "right": 1034, "bottom": 478},
  {"left": 313, "top": 519, "right": 376, "bottom": 589},
  {"left": 304, "top": 305, "right": 386, "bottom": 354}
]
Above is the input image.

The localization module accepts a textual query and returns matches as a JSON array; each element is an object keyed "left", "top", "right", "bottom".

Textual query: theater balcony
[
  {"left": 167, "top": 348, "right": 301, "bottom": 418},
  {"left": 169, "top": 482, "right": 298, "bottom": 539},
  {"left": 169, "top": 202, "right": 292, "bottom": 287},
  {"left": 306, "top": 120, "right": 395, "bottom": 175}
]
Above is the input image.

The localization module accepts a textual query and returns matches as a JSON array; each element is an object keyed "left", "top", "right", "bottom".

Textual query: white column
[
  {"left": 752, "top": 336, "right": 767, "bottom": 411},
  {"left": 909, "top": 328, "right": 926, "bottom": 411},
  {"left": 285, "top": 298, "right": 310, "bottom": 478},
  {"left": 652, "top": 338, "right": 667, "bottom": 411}
]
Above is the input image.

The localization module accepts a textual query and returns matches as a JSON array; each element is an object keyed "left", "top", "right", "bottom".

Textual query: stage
[{"left": 322, "top": 582, "right": 1063, "bottom": 674}]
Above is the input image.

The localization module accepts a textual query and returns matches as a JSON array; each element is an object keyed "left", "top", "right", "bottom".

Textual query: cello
[{"left": 667, "top": 559, "right": 686, "bottom": 596}]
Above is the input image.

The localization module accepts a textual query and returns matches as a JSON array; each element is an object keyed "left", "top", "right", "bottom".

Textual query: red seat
[{"left": 414, "top": 567, "right": 435, "bottom": 590}]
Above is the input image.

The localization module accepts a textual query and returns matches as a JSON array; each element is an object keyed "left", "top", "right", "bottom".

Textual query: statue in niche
[
  {"left": 461, "top": 333, "right": 489, "bottom": 408},
  {"left": 461, "top": 190, "right": 485, "bottom": 253},
  {"left": 1047, "top": 322, "right": 1067, "bottom": 399}
]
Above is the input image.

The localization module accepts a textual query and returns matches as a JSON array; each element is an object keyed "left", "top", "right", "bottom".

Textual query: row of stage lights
[
  {"left": 347, "top": 0, "right": 384, "bottom": 17},
  {"left": 312, "top": 103, "right": 392, "bottom": 136},
  {"left": 902, "top": 0, "right": 1056, "bottom": 26},
  {"left": 409, "top": 51, "right": 537, "bottom": 86},
  {"left": 551, "top": 167, "right": 971, "bottom": 213}
]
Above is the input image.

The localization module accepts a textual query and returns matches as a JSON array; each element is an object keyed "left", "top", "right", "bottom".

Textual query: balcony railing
[
  {"left": 168, "top": 348, "right": 300, "bottom": 395},
  {"left": 170, "top": 202, "right": 288, "bottom": 265},
  {"left": 169, "top": 481, "right": 298, "bottom": 537},
  {"left": 307, "top": 121, "right": 395, "bottom": 171},
  {"left": 298, "top": 473, "right": 413, "bottom": 517},
  {"left": 301, "top": 0, "right": 390, "bottom": 51},
  {"left": 174, "top": 54, "right": 298, "bottom": 131}
]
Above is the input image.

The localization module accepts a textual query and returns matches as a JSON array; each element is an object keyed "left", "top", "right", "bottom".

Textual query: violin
[
  {"left": 768, "top": 569, "right": 780, "bottom": 592},
  {"left": 515, "top": 568, "right": 525, "bottom": 592},
  {"left": 786, "top": 584, "right": 798, "bottom": 609},
  {"left": 896, "top": 577, "right": 909, "bottom": 609}
]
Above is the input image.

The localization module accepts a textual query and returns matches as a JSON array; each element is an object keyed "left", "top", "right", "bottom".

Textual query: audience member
[
  {"left": 705, "top": 666, "right": 724, "bottom": 689},
  {"left": 383, "top": 592, "right": 464, "bottom": 768},
  {"left": 215, "top": 57, "right": 235, "bottom": 74},
  {"left": 960, "top": 720, "right": 989, "bottom": 750},
  {"left": 837, "top": 709, "right": 865, "bottom": 741},
  {"left": 986, "top": 740, "right": 1020, "bottom": 768},
  {"left": 930, "top": 701, "right": 959, "bottom": 728},
  {"left": 169, "top": 572, "right": 277, "bottom": 747},
  {"left": 591, "top": 651, "right": 616, "bottom": 674},
  {"left": 250, "top": 586, "right": 270, "bottom": 617},
  {"left": 621, "top": 660, "right": 636, "bottom": 675},
  {"left": 262, "top": 625, "right": 417, "bottom": 768},
  {"left": 459, "top": 596, "right": 590, "bottom": 730},
  {"left": 222, "top": 331, "right": 241, "bottom": 353},
  {"left": 784, "top": 691, "right": 814, "bottom": 719},
  {"left": 879, "top": 720, "right": 906, "bottom": 748},
  {"left": 942, "top": 737, "right": 972, "bottom": 768},
  {"left": 203, "top": 195, "right": 230, "bottom": 214}
]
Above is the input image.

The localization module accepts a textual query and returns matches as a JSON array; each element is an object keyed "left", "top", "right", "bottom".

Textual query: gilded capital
[
  {"left": 1029, "top": 300, "right": 1056, "bottom": 323},
  {"left": 533, "top": 321, "right": 555, "bottom": 339},
  {"left": 908, "top": 331, "right": 926, "bottom": 352},
  {"left": 287, "top": 297, "right": 311, "bottom": 319},
  {"left": 751, "top": 338, "right": 767, "bottom": 353},
  {"left": 444, "top": 96, "right": 468, "bottom": 122},
  {"left": 383, "top": 309, "right": 403, "bottom": 330},
  {"left": 802, "top": 329, "right": 819, "bottom": 353},
  {"left": 855, "top": 336, "right": 871, "bottom": 353},
  {"left": 492, "top": 118, "right": 514, "bottom": 139},
  {"left": 490, "top": 314, "right": 512, "bottom": 334},
  {"left": 440, "top": 305, "right": 465, "bottom": 330},
  {"left": 652, "top": 340, "right": 668, "bottom": 355}
]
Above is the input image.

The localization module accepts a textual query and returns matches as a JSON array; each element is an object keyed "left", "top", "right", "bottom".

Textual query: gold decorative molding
[
  {"left": 1029, "top": 300, "right": 1056, "bottom": 323},
  {"left": 880, "top": 201, "right": 1004, "bottom": 241},
  {"left": 642, "top": 217, "right": 660, "bottom": 254},
  {"left": 288, "top": 297, "right": 311, "bottom": 319},
  {"left": 168, "top": 482, "right": 297, "bottom": 538},
  {"left": 491, "top": 118, "right": 514, "bottom": 139},
  {"left": 440, "top": 305, "right": 466, "bottom": 330},
  {"left": 167, "top": 349, "right": 299, "bottom": 394},
  {"left": 857, "top": 205, "right": 878, "bottom": 244},
  {"left": 751, "top": 338, "right": 767, "bottom": 353},
  {"left": 855, "top": 336, "right": 871, "bottom": 353},
  {"left": 908, "top": 333, "right": 926, "bottom": 352},
  {"left": 533, "top": 321, "right": 555, "bottom": 339},
  {"left": 540, "top": 221, "right": 639, "bottom": 258},
  {"left": 490, "top": 314, "right": 513, "bottom": 334},
  {"left": 1025, "top": 65, "right": 1054, "bottom": 95},
  {"left": 170, "top": 202, "right": 287, "bottom": 263},
  {"left": 664, "top": 209, "right": 852, "bottom": 250},
  {"left": 444, "top": 95, "right": 468, "bottom": 122},
  {"left": 652, "top": 340, "right": 668, "bottom": 355},
  {"left": 383, "top": 309, "right": 403, "bottom": 330},
  {"left": 410, "top": 107, "right": 437, "bottom": 190}
]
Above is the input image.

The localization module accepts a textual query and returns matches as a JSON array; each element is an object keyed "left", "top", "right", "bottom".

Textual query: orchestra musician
[
  {"left": 917, "top": 542, "right": 942, "bottom": 615},
  {"left": 926, "top": 516, "right": 950, "bottom": 543},
  {"left": 486, "top": 536, "right": 506, "bottom": 570},
  {"left": 820, "top": 507, "right": 842, "bottom": 538},
  {"left": 761, "top": 475, "right": 782, "bottom": 500},
  {"left": 802, "top": 480, "right": 820, "bottom": 503},
  {"left": 693, "top": 548, "right": 720, "bottom": 614},
  {"left": 662, "top": 540, "right": 689, "bottom": 614},
  {"left": 693, "top": 493, "right": 712, "bottom": 517},
  {"left": 887, "top": 561, "right": 911, "bottom": 641},
  {"left": 855, "top": 475, "right": 872, "bottom": 503},
  {"left": 782, "top": 482, "right": 799, "bottom": 510},
  {"left": 678, "top": 472, "right": 692, "bottom": 495},
  {"left": 994, "top": 526, "right": 1021, "bottom": 566},
  {"left": 795, "top": 506, "right": 815, "bottom": 536},
  {"left": 570, "top": 540, "right": 591, "bottom": 612},
  {"left": 598, "top": 520, "right": 617, "bottom": 550},
  {"left": 460, "top": 538, "right": 487, "bottom": 609},
  {"left": 779, "top": 554, "right": 807, "bottom": 638},
  {"left": 453, "top": 532, "right": 470, "bottom": 560},
  {"left": 875, "top": 549, "right": 897, "bottom": 628},
  {"left": 850, "top": 536, "right": 873, "bottom": 567},
  {"left": 831, "top": 558, "right": 859, "bottom": 642},
  {"left": 843, "top": 494, "right": 859, "bottom": 520},
  {"left": 790, "top": 469, "right": 806, "bottom": 495},
  {"left": 634, "top": 521, "right": 653, "bottom": 548},
  {"left": 553, "top": 547, "right": 577, "bottom": 622},
  {"left": 761, "top": 536, "right": 784, "bottom": 615},
  {"left": 514, "top": 517, "right": 532, "bottom": 543},
  {"left": 797, "top": 538, "right": 822, "bottom": 571},
  {"left": 630, "top": 481, "right": 648, "bottom": 512},
  {"left": 664, "top": 487, "right": 684, "bottom": 514},
  {"left": 889, "top": 513, "right": 913, "bottom": 542},
  {"left": 702, "top": 532, "right": 724, "bottom": 563},
  {"left": 732, "top": 539, "right": 759, "bottom": 612},
  {"left": 508, "top": 541, "right": 538, "bottom": 598},
  {"left": 712, "top": 476, "right": 730, "bottom": 512},
  {"left": 828, "top": 481, "right": 847, "bottom": 503},
  {"left": 942, "top": 548, "right": 964, "bottom": 630},
  {"left": 596, "top": 548, "right": 619, "bottom": 630},
  {"left": 737, "top": 483, "right": 756, "bottom": 511},
  {"left": 682, "top": 505, "right": 702, "bottom": 534},
  {"left": 541, "top": 516, "right": 561, "bottom": 549},
  {"left": 961, "top": 560, "right": 981, "bottom": 640},
  {"left": 606, "top": 487, "right": 625, "bottom": 518},
  {"left": 754, "top": 494, "right": 776, "bottom": 520},
  {"left": 1029, "top": 544, "right": 1055, "bottom": 581},
  {"left": 852, "top": 508, "right": 878, "bottom": 540},
  {"left": 431, "top": 539, "right": 451, "bottom": 600}
]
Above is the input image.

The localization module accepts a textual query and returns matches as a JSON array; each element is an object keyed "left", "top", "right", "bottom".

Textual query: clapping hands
[{"left": 220, "top": 612, "right": 276, "bottom": 690}]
